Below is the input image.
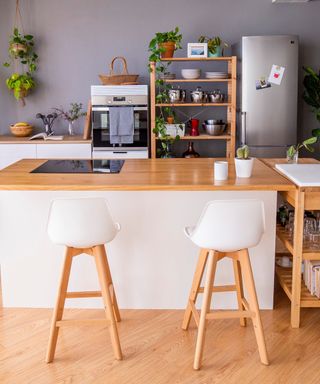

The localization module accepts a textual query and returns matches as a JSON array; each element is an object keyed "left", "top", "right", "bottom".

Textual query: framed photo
[{"left": 187, "top": 43, "right": 208, "bottom": 58}]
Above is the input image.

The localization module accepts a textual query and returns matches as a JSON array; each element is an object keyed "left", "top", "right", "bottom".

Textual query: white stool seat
[
  {"left": 47, "top": 198, "right": 120, "bottom": 248},
  {"left": 184, "top": 199, "right": 265, "bottom": 252}
]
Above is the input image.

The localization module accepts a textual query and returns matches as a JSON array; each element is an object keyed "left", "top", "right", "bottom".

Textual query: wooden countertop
[
  {"left": 0, "top": 158, "right": 295, "bottom": 191},
  {"left": 0, "top": 135, "right": 91, "bottom": 144}
]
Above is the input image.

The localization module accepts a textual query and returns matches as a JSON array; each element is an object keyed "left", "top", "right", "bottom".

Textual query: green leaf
[
  {"left": 312, "top": 128, "right": 320, "bottom": 137},
  {"left": 303, "top": 136, "right": 317, "bottom": 145},
  {"left": 13, "top": 28, "right": 18, "bottom": 36},
  {"left": 24, "top": 34, "right": 33, "bottom": 40}
]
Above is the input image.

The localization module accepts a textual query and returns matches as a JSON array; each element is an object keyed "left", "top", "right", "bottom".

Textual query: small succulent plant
[{"left": 236, "top": 145, "right": 250, "bottom": 159}]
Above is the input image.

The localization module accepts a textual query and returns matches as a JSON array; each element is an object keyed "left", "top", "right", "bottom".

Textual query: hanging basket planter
[{"left": 9, "top": 42, "right": 28, "bottom": 56}]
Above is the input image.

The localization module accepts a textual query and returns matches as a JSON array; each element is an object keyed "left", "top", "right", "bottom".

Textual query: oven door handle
[
  {"left": 112, "top": 151, "right": 128, "bottom": 154},
  {"left": 92, "top": 106, "right": 147, "bottom": 112}
]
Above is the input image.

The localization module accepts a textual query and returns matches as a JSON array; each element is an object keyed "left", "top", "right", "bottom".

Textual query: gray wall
[{"left": 0, "top": 0, "right": 320, "bottom": 144}]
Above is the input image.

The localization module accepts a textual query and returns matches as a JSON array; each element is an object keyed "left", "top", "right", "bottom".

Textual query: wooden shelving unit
[
  {"left": 149, "top": 56, "right": 237, "bottom": 158},
  {"left": 262, "top": 158, "right": 320, "bottom": 328}
]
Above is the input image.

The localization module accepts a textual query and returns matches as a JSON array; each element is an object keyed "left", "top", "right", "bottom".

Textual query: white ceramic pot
[{"left": 234, "top": 157, "right": 254, "bottom": 178}]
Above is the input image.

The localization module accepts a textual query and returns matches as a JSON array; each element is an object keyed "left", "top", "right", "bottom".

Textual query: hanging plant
[{"left": 3, "top": 1, "right": 39, "bottom": 105}]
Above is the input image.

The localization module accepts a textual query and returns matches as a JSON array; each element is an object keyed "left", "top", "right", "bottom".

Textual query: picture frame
[{"left": 187, "top": 43, "right": 208, "bottom": 58}]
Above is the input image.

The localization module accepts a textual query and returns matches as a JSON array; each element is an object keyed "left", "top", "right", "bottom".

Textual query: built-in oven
[{"left": 91, "top": 85, "right": 149, "bottom": 159}]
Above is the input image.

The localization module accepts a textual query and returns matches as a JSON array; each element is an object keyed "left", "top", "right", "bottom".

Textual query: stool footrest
[
  {"left": 66, "top": 291, "right": 102, "bottom": 298},
  {"left": 206, "top": 310, "right": 255, "bottom": 320},
  {"left": 56, "top": 319, "right": 110, "bottom": 327},
  {"left": 198, "top": 284, "right": 237, "bottom": 293}
]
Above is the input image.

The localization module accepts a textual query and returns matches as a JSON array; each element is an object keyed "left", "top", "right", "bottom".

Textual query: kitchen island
[{"left": 0, "top": 158, "right": 295, "bottom": 310}]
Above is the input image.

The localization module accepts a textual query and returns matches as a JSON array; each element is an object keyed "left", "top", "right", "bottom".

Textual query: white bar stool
[
  {"left": 182, "top": 199, "right": 269, "bottom": 370},
  {"left": 45, "top": 197, "right": 122, "bottom": 363}
]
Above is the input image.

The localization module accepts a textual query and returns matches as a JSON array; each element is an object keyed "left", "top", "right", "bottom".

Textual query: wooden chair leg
[
  {"left": 101, "top": 245, "right": 121, "bottom": 322},
  {"left": 239, "top": 249, "right": 269, "bottom": 365},
  {"left": 94, "top": 245, "right": 122, "bottom": 360},
  {"left": 233, "top": 258, "right": 246, "bottom": 327},
  {"left": 182, "top": 248, "right": 208, "bottom": 330},
  {"left": 46, "top": 247, "right": 73, "bottom": 363},
  {"left": 193, "top": 250, "right": 218, "bottom": 370}
]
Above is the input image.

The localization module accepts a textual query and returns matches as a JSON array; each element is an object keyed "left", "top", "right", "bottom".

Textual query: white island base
[{"left": 0, "top": 191, "right": 277, "bottom": 310}]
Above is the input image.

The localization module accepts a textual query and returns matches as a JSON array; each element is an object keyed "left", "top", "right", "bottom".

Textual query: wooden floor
[{"left": 1, "top": 288, "right": 320, "bottom": 384}]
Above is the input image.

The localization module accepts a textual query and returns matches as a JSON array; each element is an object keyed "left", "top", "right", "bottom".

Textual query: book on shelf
[
  {"left": 303, "top": 260, "right": 320, "bottom": 297},
  {"left": 29, "top": 133, "right": 64, "bottom": 141}
]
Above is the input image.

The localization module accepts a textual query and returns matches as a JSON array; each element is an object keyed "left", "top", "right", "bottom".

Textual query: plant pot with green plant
[
  {"left": 3, "top": 28, "right": 38, "bottom": 104},
  {"left": 235, "top": 145, "right": 254, "bottom": 178},
  {"left": 198, "top": 35, "right": 228, "bottom": 57},
  {"left": 6, "top": 72, "right": 35, "bottom": 102},
  {"left": 148, "top": 27, "right": 182, "bottom": 60}
]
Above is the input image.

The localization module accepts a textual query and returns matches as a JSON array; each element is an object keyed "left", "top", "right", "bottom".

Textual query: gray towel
[{"left": 109, "top": 107, "right": 134, "bottom": 144}]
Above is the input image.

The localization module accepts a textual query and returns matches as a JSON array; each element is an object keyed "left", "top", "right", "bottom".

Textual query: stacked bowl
[{"left": 181, "top": 69, "right": 201, "bottom": 79}]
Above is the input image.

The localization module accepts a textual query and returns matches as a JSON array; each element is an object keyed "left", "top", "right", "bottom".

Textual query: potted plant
[
  {"left": 148, "top": 27, "right": 182, "bottom": 61},
  {"left": 154, "top": 115, "right": 180, "bottom": 158},
  {"left": 6, "top": 72, "right": 35, "bottom": 102},
  {"left": 286, "top": 136, "right": 318, "bottom": 163},
  {"left": 3, "top": 28, "right": 38, "bottom": 104},
  {"left": 235, "top": 145, "right": 254, "bottom": 178},
  {"left": 53, "top": 103, "right": 86, "bottom": 136},
  {"left": 198, "top": 36, "right": 228, "bottom": 57}
]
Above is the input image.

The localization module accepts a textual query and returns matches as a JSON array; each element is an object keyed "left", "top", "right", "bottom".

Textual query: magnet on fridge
[
  {"left": 255, "top": 76, "right": 271, "bottom": 90},
  {"left": 268, "top": 65, "right": 285, "bottom": 85}
]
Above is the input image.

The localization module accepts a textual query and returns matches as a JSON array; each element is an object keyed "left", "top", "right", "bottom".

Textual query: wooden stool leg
[
  {"left": 233, "top": 259, "right": 246, "bottom": 327},
  {"left": 239, "top": 249, "right": 269, "bottom": 365},
  {"left": 46, "top": 247, "right": 73, "bottom": 363},
  {"left": 94, "top": 245, "right": 122, "bottom": 360},
  {"left": 182, "top": 248, "right": 208, "bottom": 330},
  {"left": 100, "top": 245, "right": 121, "bottom": 322},
  {"left": 193, "top": 250, "right": 218, "bottom": 370}
]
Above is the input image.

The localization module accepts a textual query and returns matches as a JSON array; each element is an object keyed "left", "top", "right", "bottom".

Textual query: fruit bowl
[{"left": 10, "top": 122, "right": 33, "bottom": 137}]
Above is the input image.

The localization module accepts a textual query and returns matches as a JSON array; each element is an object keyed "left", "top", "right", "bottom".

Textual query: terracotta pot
[
  {"left": 167, "top": 116, "right": 174, "bottom": 124},
  {"left": 159, "top": 42, "right": 175, "bottom": 59},
  {"left": 17, "top": 88, "right": 29, "bottom": 99}
]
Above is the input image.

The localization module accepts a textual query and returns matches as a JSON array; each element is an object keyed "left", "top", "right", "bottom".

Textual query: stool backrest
[
  {"left": 190, "top": 199, "right": 265, "bottom": 252},
  {"left": 47, "top": 198, "right": 120, "bottom": 248}
]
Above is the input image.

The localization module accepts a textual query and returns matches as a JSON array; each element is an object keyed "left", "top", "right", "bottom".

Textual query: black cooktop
[{"left": 31, "top": 160, "right": 125, "bottom": 174}]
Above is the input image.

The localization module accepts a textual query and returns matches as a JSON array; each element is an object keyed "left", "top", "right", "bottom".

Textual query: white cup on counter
[{"left": 214, "top": 161, "right": 228, "bottom": 181}]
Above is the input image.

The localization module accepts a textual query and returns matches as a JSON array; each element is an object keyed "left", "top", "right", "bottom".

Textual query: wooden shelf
[
  {"left": 163, "top": 79, "right": 231, "bottom": 83},
  {"left": 150, "top": 56, "right": 237, "bottom": 159},
  {"left": 155, "top": 103, "right": 231, "bottom": 107},
  {"left": 156, "top": 134, "right": 231, "bottom": 141},
  {"left": 276, "top": 224, "right": 320, "bottom": 260},
  {"left": 276, "top": 266, "right": 320, "bottom": 307},
  {"left": 160, "top": 57, "right": 233, "bottom": 62}
]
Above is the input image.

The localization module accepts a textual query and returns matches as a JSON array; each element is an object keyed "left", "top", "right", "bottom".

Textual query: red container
[{"left": 190, "top": 119, "right": 200, "bottom": 136}]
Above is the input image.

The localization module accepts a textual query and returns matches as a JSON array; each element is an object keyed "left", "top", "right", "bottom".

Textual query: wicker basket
[{"left": 99, "top": 56, "right": 139, "bottom": 85}]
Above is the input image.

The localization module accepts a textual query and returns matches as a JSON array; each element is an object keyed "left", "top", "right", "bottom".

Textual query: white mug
[{"left": 214, "top": 161, "right": 228, "bottom": 181}]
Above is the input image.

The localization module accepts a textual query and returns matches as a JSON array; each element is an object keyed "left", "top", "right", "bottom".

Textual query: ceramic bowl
[{"left": 181, "top": 69, "right": 201, "bottom": 79}]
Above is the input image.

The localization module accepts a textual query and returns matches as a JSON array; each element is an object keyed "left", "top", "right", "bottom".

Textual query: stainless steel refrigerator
[{"left": 233, "top": 35, "right": 299, "bottom": 157}]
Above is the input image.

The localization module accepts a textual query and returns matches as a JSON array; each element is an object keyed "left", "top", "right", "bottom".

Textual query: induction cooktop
[{"left": 31, "top": 159, "right": 125, "bottom": 174}]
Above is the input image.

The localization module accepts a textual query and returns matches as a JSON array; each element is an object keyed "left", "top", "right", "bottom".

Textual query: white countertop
[{"left": 275, "top": 163, "right": 320, "bottom": 187}]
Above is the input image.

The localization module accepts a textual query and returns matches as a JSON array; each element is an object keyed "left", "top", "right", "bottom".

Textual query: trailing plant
[
  {"left": 198, "top": 35, "right": 228, "bottom": 55},
  {"left": 3, "top": 28, "right": 38, "bottom": 103},
  {"left": 236, "top": 145, "right": 250, "bottom": 159},
  {"left": 148, "top": 27, "right": 183, "bottom": 157},
  {"left": 53, "top": 103, "right": 87, "bottom": 122},
  {"left": 148, "top": 27, "right": 182, "bottom": 68},
  {"left": 6, "top": 72, "right": 35, "bottom": 100},
  {"left": 3, "top": 28, "right": 38, "bottom": 73},
  {"left": 287, "top": 136, "right": 318, "bottom": 159}
]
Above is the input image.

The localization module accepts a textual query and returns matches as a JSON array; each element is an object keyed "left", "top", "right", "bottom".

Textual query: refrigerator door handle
[{"left": 241, "top": 111, "right": 247, "bottom": 145}]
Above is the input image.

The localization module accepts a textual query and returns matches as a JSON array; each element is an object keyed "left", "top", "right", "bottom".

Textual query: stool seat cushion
[
  {"left": 184, "top": 199, "right": 265, "bottom": 252},
  {"left": 47, "top": 198, "right": 120, "bottom": 248}
]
